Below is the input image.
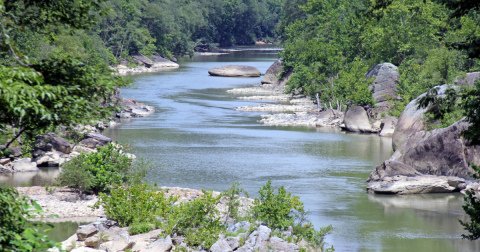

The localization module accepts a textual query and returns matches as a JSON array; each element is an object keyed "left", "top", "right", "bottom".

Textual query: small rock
[
  {"left": 269, "top": 236, "right": 299, "bottom": 252},
  {"left": 77, "top": 224, "right": 99, "bottom": 241},
  {"left": 209, "top": 239, "right": 233, "bottom": 252},
  {"left": 142, "top": 235, "right": 173, "bottom": 252},
  {"left": 0, "top": 158, "right": 10, "bottom": 165},
  {"left": 227, "top": 221, "right": 250, "bottom": 233},
  {"left": 226, "top": 237, "right": 240, "bottom": 250},
  {"left": 100, "top": 233, "right": 134, "bottom": 252}
]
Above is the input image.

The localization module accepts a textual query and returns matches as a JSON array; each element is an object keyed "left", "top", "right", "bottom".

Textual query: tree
[{"left": 0, "top": 0, "right": 126, "bottom": 149}]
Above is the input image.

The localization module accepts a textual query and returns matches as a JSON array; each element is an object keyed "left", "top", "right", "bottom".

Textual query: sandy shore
[{"left": 18, "top": 186, "right": 252, "bottom": 223}]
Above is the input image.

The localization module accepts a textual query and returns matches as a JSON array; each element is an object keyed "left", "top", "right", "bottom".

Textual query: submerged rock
[{"left": 208, "top": 65, "right": 261, "bottom": 77}]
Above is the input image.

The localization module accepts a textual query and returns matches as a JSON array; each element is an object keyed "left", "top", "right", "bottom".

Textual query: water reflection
[{"left": 0, "top": 167, "right": 60, "bottom": 187}]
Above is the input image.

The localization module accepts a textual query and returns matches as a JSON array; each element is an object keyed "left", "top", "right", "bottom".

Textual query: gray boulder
[
  {"left": 467, "top": 72, "right": 480, "bottom": 86},
  {"left": 392, "top": 84, "right": 455, "bottom": 150},
  {"left": 79, "top": 133, "right": 112, "bottom": 148},
  {"left": 208, "top": 65, "right": 261, "bottom": 77},
  {"left": 209, "top": 239, "right": 233, "bottom": 252},
  {"left": 141, "top": 235, "right": 172, "bottom": 252},
  {"left": 119, "top": 98, "right": 155, "bottom": 118},
  {"left": 9, "top": 158, "right": 38, "bottom": 172},
  {"left": 269, "top": 236, "right": 299, "bottom": 252},
  {"left": 368, "top": 120, "right": 480, "bottom": 194},
  {"left": 379, "top": 116, "right": 398, "bottom": 137},
  {"left": 365, "top": 63, "right": 401, "bottom": 108},
  {"left": 151, "top": 55, "right": 179, "bottom": 68},
  {"left": 99, "top": 233, "right": 135, "bottom": 251},
  {"left": 77, "top": 224, "right": 98, "bottom": 241},
  {"left": 225, "top": 237, "right": 240, "bottom": 250},
  {"left": 33, "top": 150, "right": 65, "bottom": 167},
  {"left": 343, "top": 106, "right": 372, "bottom": 133},
  {"left": 132, "top": 54, "right": 153, "bottom": 67},
  {"left": 261, "top": 59, "right": 282, "bottom": 84},
  {"left": 227, "top": 221, "right": 250, "bottom": 233},
  {"left": 35, "top": 133, "right": 72, "bottom": 154}
]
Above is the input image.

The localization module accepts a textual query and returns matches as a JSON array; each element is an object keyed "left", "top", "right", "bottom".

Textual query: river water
[{"left": 4, "top": 46, "right": 480, "bottom": 251}]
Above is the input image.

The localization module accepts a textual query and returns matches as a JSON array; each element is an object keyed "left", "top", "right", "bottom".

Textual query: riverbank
[{"left": 19, "top": 186, "right": 252, "bottom": 223}]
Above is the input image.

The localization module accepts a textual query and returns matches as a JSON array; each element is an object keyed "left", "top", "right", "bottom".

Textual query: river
[{"left": 4, "top": 46, "right": 480, "bottom": 251}]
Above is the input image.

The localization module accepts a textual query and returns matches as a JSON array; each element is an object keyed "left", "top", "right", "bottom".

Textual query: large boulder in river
[
  {"left": 208, "top": 65, "right": 261, "bottom": 77},
  {"left": 151, "top": 55, "right": 179, "bottom": 68},
  {"left": 367, "top": 120, "right": 479, "bottom": 194},
  {"left": 34, "top": 133, "right": 72, "bottom": 154},
  {"left": 79, "top": 133, "right": 112, "bottom": 148},
  {"left": 392, "top": 84, "right": 453, "bottom": 150},
  {"left": 343, "top": 106, "right": 372, "bottom": 132},
  {"left": 261, "top": 59, "right": 282, "bottom": 84}
]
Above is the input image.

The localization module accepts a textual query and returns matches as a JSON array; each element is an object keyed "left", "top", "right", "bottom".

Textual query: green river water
[{"left": 2, "top": 45, "right": 480, "bottom": 251}]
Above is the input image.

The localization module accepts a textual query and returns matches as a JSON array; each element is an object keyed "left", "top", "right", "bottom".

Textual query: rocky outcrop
[
  {"left": 367, "top": 120, "right": 480, "bottom": 194},
  {"left": 151, "top": 55, "right": 179, "bottom": 68},
  {"left": 118, "top": 98, "right": 155, "bottom": 118},
  {"left": 366, "top": 63, "right": 401, "bottom": 107},
  {"left": 34, "top": 133, "right": 72, "bottom": 154},
  {"left": 392, "top": 84, "right": 453, "bottom": 150},
  {"left": 131, "top": 54, "right": 153, "bottom": 67},
  {"left": 79, "top": 133, "right": 113, "bottom": 149},
  {"left": 343, "top": 106, "right": 372, "bottom": 133},
  {"left": 261, "top": 59, "right": 282, "bottom": 84},
  {"left": 208, "top": 65, "right": 261, "bottom": 77},
  {"left": 379, "top": 116, "right": 398, "bottom": 137}
]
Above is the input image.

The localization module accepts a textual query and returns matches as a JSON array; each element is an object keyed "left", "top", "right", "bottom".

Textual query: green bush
[
  {"left": 129, "top": 221, "right": 155, "bottom": 235},
  {"left": 221, "top": 182, "right": 249, "bottom": 223},
  {"left": 94, "top": 183, "right": 178, "bottom": 227},
  {"left": 251, "top": 180, "right": 304, "bottom": 230},
  {"left": 0, "top": 188, "right": 61, "bottom": 251},
  {"left": 57, "top": 143, "right": 148, "bottom": 194}
]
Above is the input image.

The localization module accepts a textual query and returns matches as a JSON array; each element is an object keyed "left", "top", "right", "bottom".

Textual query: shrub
[
  {"left": 57, "top": 143, "right": 148, "bottom": 194},
  {"left": 129, "top": 221, "right": 155, "bottom": 235},
  {"left": 94, "top": 183, "right": 178, "bottom": 227},
  {"left": 221, "top": 182, "right": 249, "bottom": 223},
  {"left": 251, "top": 180, "right": 304, "bottom": 230},
  {"left": 0, "top": 187, "right": 61, "bottom": 251}
]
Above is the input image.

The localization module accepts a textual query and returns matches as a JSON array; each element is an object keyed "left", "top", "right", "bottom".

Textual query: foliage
[
  {"left": 57, "top": 143, "right": 147, "bottom": 194},
  {"left": 251, "top": 180, "right": 304, "bottom": 230},
  {"left": 462, "top": 79, "right": 480, "bottom": 145},
  {"left": 129, "top": 221, "right": 155, "bottom": 235},
  {"left": 163, "top": 189, "right": 224, "bottom": 249},
  {"left": 460, "top": 163, "right": 480, "bottom": 240},
  {"left": 0, "top": 187, "right": 62, "bottom": 251},
  {"left": 221, "top": 182, "right": 249, "bottom": 223},
  {"left": 94, "top": 183, "right": 178, "bottom": 227}
]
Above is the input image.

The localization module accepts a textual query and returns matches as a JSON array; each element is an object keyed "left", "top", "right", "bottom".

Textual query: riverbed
[{"left": 4, "top": 45, "right": 480, "bottom": 251}]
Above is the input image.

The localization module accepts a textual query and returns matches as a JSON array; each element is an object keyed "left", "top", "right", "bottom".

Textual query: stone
[
  {"left": 368, "top": 119, "right": 480, "bottom": 194},
  {"left": 77, "top": 224, "right": 99, "bottom": 241},
  {"left": 79, "top": 133, "right": 112, "bottom": 148},
  {"left": 0, "top": 164, "right": 11, "bottom": 173},
  {"left": 132, "top": 54, "right": 153, "bottom": 67},
  {"left": 120, "top": 98, "right": 155, "bottom": 118},
  {"left": 367, "top": 175, "right": 466, "bottom": 194},
  {"left": 269, "top": 236, "right": 299, "bottom": 252},
  {"left": 85, "top": 235, "right": 101, "bottom": 248},
  {"left": 392, "top": 84, "right": 454, "bottom": 150},
  {"left": 0, "top": 158, "right": 10, "bottom": 165},
  {"left": 99, "top": 233, "right": 134, "bottom": 252},
  {"left": 33, "top": 150, "right": 63, "bottom": 167},
  {"left": 141, "top": 235, "right": 172, "bottom": 252},
  {"left": 226, "top": 237, "right": 240, "bottom": 250},
  {"left": 365, "top": 62, "right": 401, "bottom": 108},
  {"left": 11, "top": 158, "right": 38, "bottom": 172},
  {"left": 466, "top": 72, "right": 480, "bottom": 86},
  {"left": 209, "top": 239, "right": 233, "bottom": 252},
  {"left": 227, "top": 221, "right": 251, "bottom": 233},
  {"left": 35, "top": 133, "right": 72, "bottom": 154},
  {"left": 130, "top": 229, "right": 163, "bottom": 251},
  {"left": 261, "top": 59, "right": 282, "bottom": 84},
  {"left": 73, "top": 145, "right": 97, "bottom": 154},
  {"left": 208, "top": 65, "right": 261, "bottom": 77},
  {"left": 151, "top": 55, "right": 179, "bottom": 68},
  {"left": 71, "top": 248, "right": 106, "bottom": 252},
  {"left": 343, "top": 106, "right": 372, "bottom": 133},
  {"left": 235, "top": 244, "right": 253, "bottom": 252},
  {"left": 379, "top": 116, "right": 398, "bottom": 137}
]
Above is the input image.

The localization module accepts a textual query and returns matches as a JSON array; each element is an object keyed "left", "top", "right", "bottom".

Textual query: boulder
[
  {"left": 227, "top": 221, "right": 250, "bottom": 233},
  {"left": 120, "top": 98, "right": 155, "bottom": 118},
  {"left": 365, "top": 63, "right": 401, "bottom": 108},
  {"left": 0, "top": 158, "right": 10, "bottom": 165},
  {"left": 208, "top": 65, "right": 261, "bottom": 77},
  {"left": 79, "top": 133, "right": 112, "bottom": 149},
  {"left": 368, "top": 120, "right": 480, "bottom": 194},
  {"left": 71, "top": 248, "right": 106, "bottom": 252},
  {"left": 132, "top": 54, "right": 153, "bottom": 67},
  {"left": 151, "top": 55, "right": 179, "bottom": 68},
  {"left": 77, "top": 224, "right": 98, "bottom": 241},
  {"left": 9, "top": 158, "right": 38, "bottom": 172},
  {"left": 35, "top": 133, "right": 72, "bottom": 154},
  {"left": 226, "top": 237, "right": 240, "bottom": 250},
  {"left": 392, "top": 84, "right": 454, "bottom": 150},
  {"left": 33, "top": 150, "right": 64, "bottom": 167},
  {"left": 141, "top": 235, "right": 172, "bottom": 252},
  {"left": 99, "top": 233, "right": 134, "bottom": 252},
  {"left": 261, "top": 59, "right": 282, "bottom": 84},
  {"left": 379, "top": 116, "right": 398, "bottom": 137},
  {"left": 343, "top": 106, "right": 372, "bottom": 133},
  {"left": 209, "top": 239, "right": 233, "bottom": 252},
  {"left": 269, "top": 236, "right": 299, "bottom": 252},
  {"left": 467, "top": 72, "right": 480, "bottom": 86}
]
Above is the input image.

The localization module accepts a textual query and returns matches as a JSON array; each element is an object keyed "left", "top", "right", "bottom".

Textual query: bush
[
  {"left": 57, "top": 143, "right": 148, "bottom": 194},
  {"left": 94, "top": 183, "right": 178, "bottom": 227},
  {"left": 0, "top": 188, "right": 61, "bottom": 251},
  {"left": 221, "top": 182, "right": 249, "bottom": 223}
]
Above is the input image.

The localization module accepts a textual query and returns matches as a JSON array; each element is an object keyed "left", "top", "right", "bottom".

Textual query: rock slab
[
  {"left": 343, "top": 106, "right": 372, "bottom": 132},
  {"left": 208, "top": 65, "right": 261, "bottom": 77}
]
